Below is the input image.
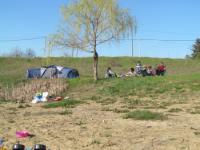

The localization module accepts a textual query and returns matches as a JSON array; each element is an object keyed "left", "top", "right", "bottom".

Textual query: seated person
[
  {"left": 141, "top": 65, "right": 148, "bottom": 77},
  {"left": 105, "top": 67, "right": 117, "bottom": 78},
  {"left": 146, "top": 65, "right": 154, "bottom": 76},
  {"left": 135, "top": 61, "right": 142, "bottom": 76},
  {"left": 125, "top": 68, "right": 136, "bottom": 77},
  {"left": 156, "top": 62, "right": 166, "bottom": 76}
]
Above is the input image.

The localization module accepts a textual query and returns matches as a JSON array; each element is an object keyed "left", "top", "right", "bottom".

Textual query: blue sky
[{"left": 0, "top": 0, "right": 200, "bottom": 58}]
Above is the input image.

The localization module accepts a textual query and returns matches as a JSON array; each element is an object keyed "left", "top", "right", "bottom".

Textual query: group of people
[{"left": 105, "top": 61, "right": 166, "bottom": 78}]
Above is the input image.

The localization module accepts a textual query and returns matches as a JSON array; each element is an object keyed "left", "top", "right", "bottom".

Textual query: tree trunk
[{"left": 93, "top": 48, "right": 98, "bottom": 81}]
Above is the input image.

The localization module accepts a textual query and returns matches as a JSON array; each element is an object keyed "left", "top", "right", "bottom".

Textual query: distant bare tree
[
  {"left": 63, "top": 51, "right": 70, "bottom": 57},
  {"left": 25, "top": 48, "right": 36, "bottom": 58},
  {"left": 10, "top": 47, "right": 24, "bottom": 57},
  {"left": 63, "top": 49, "right": 79, "bottom": 57}
]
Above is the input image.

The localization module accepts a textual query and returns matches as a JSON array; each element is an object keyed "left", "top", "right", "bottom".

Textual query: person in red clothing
[{"left": 156, "top": 62, "right": 166, "bottom": 76}]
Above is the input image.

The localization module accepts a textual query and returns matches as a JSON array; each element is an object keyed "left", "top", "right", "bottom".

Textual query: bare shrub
[{"left": 1, "top": 79, "right": 69, "bottom": 103}]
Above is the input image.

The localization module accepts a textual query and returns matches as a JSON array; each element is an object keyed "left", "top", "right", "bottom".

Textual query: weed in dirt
[
  {"left": 91, "top": 139, "right": 101, "bottom": 145},
  {"left": 126, "top": 99, "right": 142, "bottom": 105},
  {"left": 125, "top": 99, "right": 163, "bottom": 109},
  {"left": 194, "top": 106, "right": 200, "bottom": 109},
  {"left": 157, "top": 105, "right": 167, "bottom": 109},
  {"left": 125, "top": 99, "right": 143, "bottom": 109},
  {"left": 9, "top": 107, "right": 17, "bottom": 111},
  {"left": 81, "top": 126, "right": 87, "bottom": 130},
  {"left": 43, "top": 99, "right": 81, "bottom": 108},
  {"left": 168, "top": 108, "right": 183, "bottom": 112},
  {"left": 101, "top": 107, "right": 113, "bottom": 111},
  {"left": 23, "top": 111, "right": 31, "bottom": 117},
  {"left": 92, "top": 96, "right": 116, "bottom": 105},
  {"left": 191, "top": 110, "right": 200, "bottom": 114},
  {"left": 143, "top": 106, "right": 157, "bottom": 109},
  {"left": 101, "top": 107, "right": 129, "bottom": 113},
  {"left": 194, "top": 132, "right": 200, "bottom": 136},
  {"left": 190, "top": 106, "right": 200, "bottom": 114},
  {"left": 113, "top": 108, "right": 130, "bottom": 113},
  {"left": 104, "top": 133, "right": 112, "bottom": 137},
  {"left": 18, "top": 104, "right": 26, "bottom": 108},
  {"left": 101, "top": 98, "right": 117, "bottom": 105},
  {"left": 25, "top": 104, "right": 32, "bottom": 107},
  {"left": 8, "top": 119, "right": 15, "bottom": 124},
  {"left": 90, "top": 96, "right": 101, "bottom": 101},
  {"left": 124, "top": 110, "right": 167, "bottom": 120},
  {"left": 75, "top": 120, "right": 86, "bottom": 126},
  {"left": 59, "top": 109, "right": 72, "bottom": 115},
  {"left": 160, "top": 102, "right": 172, "bottom": 108}
]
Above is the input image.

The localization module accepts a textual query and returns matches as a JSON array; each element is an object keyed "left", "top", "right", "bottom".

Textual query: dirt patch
[{"left": 1, "top": 100, "right": 200, "bottom": 150}]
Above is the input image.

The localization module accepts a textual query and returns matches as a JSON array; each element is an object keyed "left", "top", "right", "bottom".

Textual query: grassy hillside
[
  {"left": 2, "top": 57, "right": 200, "bottom": 149},
  {"left": 0, "top": 56, "right": 200, "bottom": 86}
]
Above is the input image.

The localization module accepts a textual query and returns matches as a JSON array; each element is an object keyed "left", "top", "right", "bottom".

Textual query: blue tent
[
  {"left": 27, "top": 65, "right": 79, "bottom": 79},
  {"left": 26, "top": 68, "right": 41, "bottom": 78}
]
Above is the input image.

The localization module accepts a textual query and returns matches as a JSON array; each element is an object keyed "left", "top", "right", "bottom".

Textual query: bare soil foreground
[{"left": 1, "top": 99, "right": 200, "bottom": 150}]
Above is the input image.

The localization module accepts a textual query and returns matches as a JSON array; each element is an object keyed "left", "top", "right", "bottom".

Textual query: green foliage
[
  {"left": 124, "top": 110, "right": 167, "bottom": 120},
  {"left": 191, "top": 38, "right": 200, "bottom": 59},
  {"left": 49, "top": 0, "right": 135, "bottom": 80},
  {"left": 43, "top": 99, "right": 81, "bottom": 109},
  {"left": 50, "top": 0, "right": 135, "bottom": 51}
]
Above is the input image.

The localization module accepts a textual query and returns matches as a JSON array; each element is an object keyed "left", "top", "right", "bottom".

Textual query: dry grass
[{"left": 0, "top": 79, "right": 68, "bottom": 102}]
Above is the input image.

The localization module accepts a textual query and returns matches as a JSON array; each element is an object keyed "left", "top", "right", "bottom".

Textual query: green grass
[
  {"left": 124, "top": 110, "right": 167, "bottom": 120},
  {"left": 99, "top": 73, "right": 200, "bottom": 99},
  {"left": 1, "top": 57, "right": 200, "bottom": 106},
  {"left": 1, "top": 56, "right": 200, "bottom": 86},
  {"left": 43, "top": 99, "right": 81, "bottom": 109}
]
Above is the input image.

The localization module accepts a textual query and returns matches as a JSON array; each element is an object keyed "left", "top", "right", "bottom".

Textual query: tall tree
[
  {"left": 49, "top": 0, "right": 136, "bottom": 80},
  {"left": 191, "top": 38, "right": 200, "bottom": 59}
]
